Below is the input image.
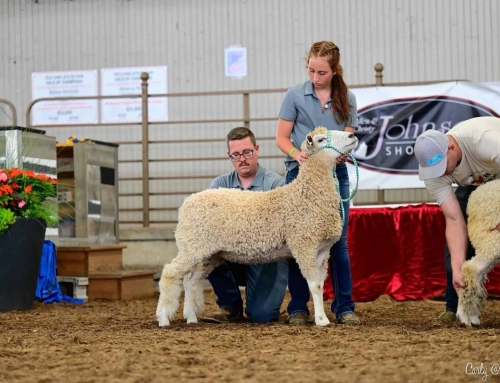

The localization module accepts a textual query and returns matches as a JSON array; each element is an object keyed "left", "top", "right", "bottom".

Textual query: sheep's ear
[{"left": 306, "top": 134, "right": 314, "bottom": 148}]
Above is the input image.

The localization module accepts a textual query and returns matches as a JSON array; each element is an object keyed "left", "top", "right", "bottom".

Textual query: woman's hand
[
  {"left": 336, "top": 153, "right": 349, "bottom": 164},
  {"left": 293, "top": 150, "right": 309, "bottom": 166}
]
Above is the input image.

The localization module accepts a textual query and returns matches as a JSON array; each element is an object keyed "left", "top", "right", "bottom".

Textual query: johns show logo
[{"left": 351, "top": 96, "right": 499, "bottom": 173}]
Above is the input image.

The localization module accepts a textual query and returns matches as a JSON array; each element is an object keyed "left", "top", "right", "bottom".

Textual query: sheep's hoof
[
  {"left": 457, "top": 316, "right": 471, "bottom": 327},
  {"left": 469, "top": 315, "right": 481, "bottom": 326},
  {"left": 158, "top": 320, "right": 170, "bottom": 328},
  {"left": 457, "top": 308, "right": 481, "bottom": 328},
  {"left": 315, "top": 317, "right": 331, "bottom": 327},
  {"left": 186, "top": 316, "right": 198, "bottom": 324},
  {"left": 456, "top": 307, "right": 469, "bottom": 326},
  {"left": 457, "top": 304, "right": 482, "bottom": 328},
  {"left": 157, "top": 311, "right": 170, "bottom": 327}
]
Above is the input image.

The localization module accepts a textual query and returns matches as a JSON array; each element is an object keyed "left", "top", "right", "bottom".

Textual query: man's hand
[
  {"left": 453, "top": 268, "right": 466, "bottom": 294},
  {"left": 441, "top": 194, "right": 469, "bottom": 295}
]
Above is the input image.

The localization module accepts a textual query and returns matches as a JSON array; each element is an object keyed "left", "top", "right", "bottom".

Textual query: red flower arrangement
[{"left": 0, "top": 168, "right": 57, "bottom": 234}]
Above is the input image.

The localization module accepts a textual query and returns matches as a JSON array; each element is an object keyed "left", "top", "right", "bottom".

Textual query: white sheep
[
  {"left": 156, "top": 127, "right": 358, "bottom": 327},
  {"left": 457, "top": 179, "right": 500, "bottom": 326}
]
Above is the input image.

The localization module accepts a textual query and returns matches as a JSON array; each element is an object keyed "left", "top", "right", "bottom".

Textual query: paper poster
[
  {"left": 101, "top": 66, "right": 168, "bottom": 123},
  {"left": 224, "top": 46, "right": 247, "bottom": 77},
  {"left": 31, "top": 70, "right": 98, "bottom": 125}
]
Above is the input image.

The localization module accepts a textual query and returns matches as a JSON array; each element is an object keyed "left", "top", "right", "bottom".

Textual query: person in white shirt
[{"left": 414, "top": 116, "right": 500, "bottom": 325}]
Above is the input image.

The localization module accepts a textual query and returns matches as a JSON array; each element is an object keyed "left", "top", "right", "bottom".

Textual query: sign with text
[
  {"left": 101, "top": 66, "right": 168, "bottom": 123},
  {"left": 31, "top": 70, "right": 98, "bottom": 125},
  {"left": 347, "top": 82, "right": 500, "bottom": 190}
]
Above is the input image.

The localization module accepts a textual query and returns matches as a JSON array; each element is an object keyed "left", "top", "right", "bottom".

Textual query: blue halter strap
[{"left": 309, "top": 130, "right": 359, "bottom": 222}]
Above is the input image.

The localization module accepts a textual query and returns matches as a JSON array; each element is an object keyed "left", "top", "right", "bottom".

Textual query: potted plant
[{"left": 0, "top": 168, "right": 57, "bottom": 312}]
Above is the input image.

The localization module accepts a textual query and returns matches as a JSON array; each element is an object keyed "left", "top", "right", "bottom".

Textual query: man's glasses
[{"left": 229, "top": 149, "right": 254, "bottom": 162}]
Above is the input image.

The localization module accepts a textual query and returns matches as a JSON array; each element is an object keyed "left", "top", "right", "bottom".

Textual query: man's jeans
[
  {"left": 445, "top": 185, "right": 478, "bottom": 313},
  {"left": 285, "top": 163, "right": 355, "bottom": 320},
  {"left": 207, "top": 260, "right": 289, "bottom": 323}
]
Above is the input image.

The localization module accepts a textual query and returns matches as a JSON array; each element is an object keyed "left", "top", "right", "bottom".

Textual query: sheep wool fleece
[{"left": 175, "top": 127, "right": 344, "bottom": 270}]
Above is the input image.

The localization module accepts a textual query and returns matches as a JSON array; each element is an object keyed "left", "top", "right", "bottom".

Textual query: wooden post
[
  {"left": 243, "top": 93, "right": 250, "bottom": 129},
  {"left": 377, "top": 189, "right": 385, "bottom": 205},
  {"left": 140, "top": 72, "right": 150, "bottom": 227},
  {"left": 375, "top": 63, "right": 384, "bottom": 86}
]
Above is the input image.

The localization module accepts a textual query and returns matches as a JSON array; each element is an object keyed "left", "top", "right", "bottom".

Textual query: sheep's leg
[
  {"left": 182, "top": 271, "right": 199, "bottom": 324},
  {"left": 457, "top": 256, "right": 494, "bottom": 327},
  {"left": 194, "top": 257, "right": 224, "bottom": 314},
  {"left": 183, "top": 257, "right": 223, "bottom": 324},
  {"left": 294, "top": 250, "right": 330, "bottom": 326},
  {"left": 156, "top": 253, "right": 202, "bottom": 327},
  {"left": 317, "top": 251, "right": 330, "bottom": 286}
]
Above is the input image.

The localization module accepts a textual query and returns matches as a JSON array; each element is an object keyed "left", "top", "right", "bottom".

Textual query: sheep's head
[{"left": 301, "top": 126, "right": 358, "bottom": 158}]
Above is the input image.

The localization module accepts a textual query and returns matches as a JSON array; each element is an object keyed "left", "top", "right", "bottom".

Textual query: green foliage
[{"left": 0, "top": 208, "right": 16, "bottom": 233}]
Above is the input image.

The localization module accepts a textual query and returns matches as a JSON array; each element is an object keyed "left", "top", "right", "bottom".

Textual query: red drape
[{"left": 323, "top": 203, "right": 500, "bottom": 302}]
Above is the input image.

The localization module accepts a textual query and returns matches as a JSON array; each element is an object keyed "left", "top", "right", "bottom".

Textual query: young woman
[{"left": 276, "top": 41, "right": 360, "bottom": 325}]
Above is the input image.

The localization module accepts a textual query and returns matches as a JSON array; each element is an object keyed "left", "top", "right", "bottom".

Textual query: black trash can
[{"left": 0, "top": 218, "right": 46, "bottom": 312}]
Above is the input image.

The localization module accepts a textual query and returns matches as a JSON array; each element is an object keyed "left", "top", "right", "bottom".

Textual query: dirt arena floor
[{"left": 1, "top": 291, "right": 500, "bottom": 383}]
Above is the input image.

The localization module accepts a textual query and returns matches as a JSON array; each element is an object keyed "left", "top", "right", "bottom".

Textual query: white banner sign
[
  {"left": 31, "top": 70, "right": 98, "bottom": 125},
  {"left": 482, "top": 81, "right": 500, "bottom": 94},
  {"left": 347, "top": 81, "right": 500, "bottom": 190},
  {"left": 101, "top": 66, "right": 168, "bottom": 123}
]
